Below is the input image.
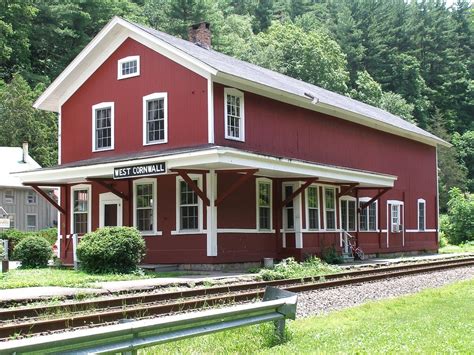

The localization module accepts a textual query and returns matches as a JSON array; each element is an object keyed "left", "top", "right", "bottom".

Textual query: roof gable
[{"left": 34, "top": 17, "right": 448, "bottom": 147}]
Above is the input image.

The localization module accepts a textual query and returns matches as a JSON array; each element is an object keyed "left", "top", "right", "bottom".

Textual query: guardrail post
[
  {"left": 72, "top": 233, "right": 78, "bottom": 270},
  {"left": 274, "top": 319, "right": 285, "bottom": 341}
]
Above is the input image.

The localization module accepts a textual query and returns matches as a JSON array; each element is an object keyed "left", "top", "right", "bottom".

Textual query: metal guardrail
[{"left": 0, "top": 287, "right": 297, "bottom": 354}]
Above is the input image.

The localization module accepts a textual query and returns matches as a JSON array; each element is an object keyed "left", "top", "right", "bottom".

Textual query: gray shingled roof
[{"left": 131, "top": 20, "right": 445, "bottom": 145}]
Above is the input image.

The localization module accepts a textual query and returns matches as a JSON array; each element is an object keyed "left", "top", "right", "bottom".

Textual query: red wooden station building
[{"left": 16, "top": 17, "right": 448, "bottom": 267}]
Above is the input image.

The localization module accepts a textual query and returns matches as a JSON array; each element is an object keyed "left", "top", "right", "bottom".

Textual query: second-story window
[
  {"left": 92, "top": 102, "right": 114, "bottom": 152},
  {"left": 26, "top": 190, "right": 37, "bottom": 204},
  {"left": 4, "top": 189, "right": 14, "bottom": 204},
  {"left": 117, "top": 56, "right": 140, "bottom": 80},
  {"left": 224, "top": 88, "right": 245, "bottom": 141},
  {"left": 143, "top": 93, "right": 168, "bottom": 145}
]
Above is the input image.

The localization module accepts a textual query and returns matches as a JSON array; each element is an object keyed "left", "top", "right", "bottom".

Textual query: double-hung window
[
  {"left": 4, "top": 190, "right": 14, "bottom": 204},
  {"left": 92, "top": 102, "right": 114, "bottom": 151},
  {"left": 418, "top": 199, "right": 426, "bottom": 231},
  {"left": 8, "top": 213, "right": 15, "bottom": 229},
  {"left": 26, "top": 190, "right": 37, "bottom": 204},
  {"left": 391, "top": 204, "right": 402, "bottom": 233},
  {"left": 26, "top": 214, "right": 37, "bottom": 232},
  {"left": 283, "top": 184, "right": 295, "bottom": 230},
  {"left": 359, "top": 199, "right": 378, "bottom": 231},
  {"left": 71, "top": 186, "right": 90, "bottom": 234},
  {"left": 143, "top": 93, "right": 168, "bottom": 145},
  {"left": 224, "top": 88, "right": 245, "bottom": 141},
  {"left": 306, "top": 186, "right": 320, "bottom": 230},
  {"left": 117, "top": 56, "right": 140, "bottom": 80},
  {"left": 341, "top": 198, "right": 356, "bottom": 232},
  {"left": 324, "top": 187, "right": 336, "bottom": 230},
  {"left": 134, "top": 179, "right": 156, "bottom": 234},
  {"left": 177, "top": 178, "right": 201, "bottom": 231},
  {"left": 257, "top": 179, "right": 272, "bottom": 230}
]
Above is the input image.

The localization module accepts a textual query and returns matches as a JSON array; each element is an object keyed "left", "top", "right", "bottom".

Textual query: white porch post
[
  {"left": 294, "top": 183, "right": 303, "bottom": 249},
  {"left": 206, "top": 169, "right": 217, "bottom": 256}
]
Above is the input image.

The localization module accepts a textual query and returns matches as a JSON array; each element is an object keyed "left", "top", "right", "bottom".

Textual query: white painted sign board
[{"left": 0, "top": 218, "right": 10, "bottom": 228}]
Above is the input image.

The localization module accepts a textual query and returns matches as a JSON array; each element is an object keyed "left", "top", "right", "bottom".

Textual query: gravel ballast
[{"left": 297, "top": 265, "right": 474, "bottom": 318}]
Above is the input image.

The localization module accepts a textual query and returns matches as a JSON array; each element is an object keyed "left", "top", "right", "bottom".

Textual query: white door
[{"left": 99, "top": 192, "right": 123, "bottom": 227}]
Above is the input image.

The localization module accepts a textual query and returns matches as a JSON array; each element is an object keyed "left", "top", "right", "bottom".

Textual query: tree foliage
[{"left": 442, "top": 188, "right": 474, "bottom": 245}]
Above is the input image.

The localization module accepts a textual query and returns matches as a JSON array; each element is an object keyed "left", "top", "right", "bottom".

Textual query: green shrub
[
  {"left": 0, "top": 243, "right": 4, "bottom": 260},
  {"left": 258, "top": 256, "right": 339, "bottom": 281},
  {"left": 77, "top": 227, "right": 146, "bottom": 274},
  {"left": 321, "top": 246, "right": 344, "bottom": 264},
  {"left": 37, "top": 228, "right": 58, "bottom": 245},
  {"left": 441, "top": 188, "right": 474, "bottom": 245},
  {"left": 13, "top": 236, "right": 52, "bottom": 268},
  {"left": 0, "top": 229, "right": 31, "bottom": 255}
]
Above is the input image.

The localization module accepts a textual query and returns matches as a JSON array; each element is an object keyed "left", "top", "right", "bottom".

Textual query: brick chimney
[
  {"left": 188, "top": 22, "right": 211, "bottom": 49},
  {"left": 22, "top": 142, "right": 29, "bottom": 163}
]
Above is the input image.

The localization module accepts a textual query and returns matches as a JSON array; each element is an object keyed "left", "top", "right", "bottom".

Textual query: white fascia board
[
  {"left": 214, "top": 73, "right": 450, "bottom": 148},
  {"left": 15, "top": 147, "right": 396, "bottom": 188},
  {"left": 34, "top": 17, "right": 216, "bottom": 112},
  {"left": 218, "top": 149, "right": 396, "bottom": 188}
]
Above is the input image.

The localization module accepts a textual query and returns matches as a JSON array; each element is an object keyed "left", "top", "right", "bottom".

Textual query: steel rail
[
  {"left": 1, "top": 256, "right": 472, "bottom": 321},
  {"left": 0, "top": 257, "right": 473, "bottom": 340}
]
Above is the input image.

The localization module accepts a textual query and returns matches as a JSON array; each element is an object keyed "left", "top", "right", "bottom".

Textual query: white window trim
[
  {"left": 133, "top": 178, "right": 159, "bottom": 236},
  {"left": 25, "top": 213, "right": 38, "bottom": 232},
  {"left": 8, "top": 213, "right": 15, "bottom": 229},
  {"left": 417, "top": 198, "right": 426, "bottom": 231},
  {"left": 4, "top": 189, "right": 14, "bottom": 204},
  {"left": 92, "top": 102, "right": 115, "bottom": 152},
  {"left": 339, "top": 196, "right": 357, "bottom": 232},
  {"left": 359, "top": 197, "right": 379, "bottom": 232},
  {"left": 323, "top": 186, "right": 337, "bottom": 231},
  {"left": 70, "top": 184, "right": 92, "bottom": 235},
  {"left": 390, "top": 203, "right": 402, "bottom": 233},
  {"left": 256, "top": 178, "right": 273, "bottom": 231},
  {"left": 305, "top": 184, "right": 320, "bottom": 231},
  {"left": 117, "top": 55, "right": 140, "bottom": 80},
  {"left": 142, "top": 92, "right": 168, "bottom": 146},
  {"left": 282, "top": 182, "right": 296, "bottom": 231},
  {"left": 224, "top": 87, "right": 245, "bottom": 142},
  {"left": 26, "top": 190, "right": 38, "bottom": 205},
  {"left": 175, "top": 174, "right": 203, "bottom": 234}
]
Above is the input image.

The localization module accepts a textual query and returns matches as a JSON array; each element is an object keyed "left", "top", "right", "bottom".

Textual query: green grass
[
  {"left": 439, "top": 242, "right": 474, "bottom": 254},
  {"left": 0, "top": 268, "right": 186, "bottom": 289},
  {"left": 142, "top": 279, "right": 474, "bottom": 354}
]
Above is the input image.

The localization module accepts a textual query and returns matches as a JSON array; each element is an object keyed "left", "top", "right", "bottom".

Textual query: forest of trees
[{"left": 0, "top": 0, "right": 472, "bottom": 211}]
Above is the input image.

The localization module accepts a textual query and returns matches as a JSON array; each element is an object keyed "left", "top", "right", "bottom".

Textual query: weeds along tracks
[{"left": 0, "top": 256, "right": 473, "bottom": 340}]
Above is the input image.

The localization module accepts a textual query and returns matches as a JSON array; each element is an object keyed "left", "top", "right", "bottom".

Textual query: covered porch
[{"left": 15, "top": 146, "right": 396, "bottom": 266}]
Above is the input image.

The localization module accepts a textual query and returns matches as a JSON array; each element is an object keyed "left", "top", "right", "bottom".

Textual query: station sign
[{"left": 113, "top": 162, "right": 166, "bottom": 179}]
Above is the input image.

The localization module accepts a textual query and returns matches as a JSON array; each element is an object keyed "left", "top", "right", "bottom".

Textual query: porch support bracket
[
  {"left": 215, "top": 169, "right": 259, "bottom": 206},
  {"left": 359, "top": 187, "right": 391, "bottom": 210},
  {"left": 171, "top": 169, "right": 210, "bottom": 206},
  {"left": 29, "top": 185, "right": 66, "bottom": 215},
  {"left": 280, "top": 178, "right": 318, "bottom": 208},
  {"left": 337, "top": 183, "right": 359, "bottom": 199},
  {"left": 86, "top": 178, "right": 128, "bottom": 200}
]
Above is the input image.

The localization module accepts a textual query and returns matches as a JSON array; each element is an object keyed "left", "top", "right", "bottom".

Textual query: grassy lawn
[
  {"left": 0, "top": 268, "right": 186, "bottom": 289},
  {"left": 143, "top": 279, "right": 474, "bottom": 354},
  {"left": 439, "top": 242, "right": 474, "bottom": 254}
]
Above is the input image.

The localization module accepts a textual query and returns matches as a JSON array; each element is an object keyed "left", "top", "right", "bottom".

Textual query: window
[
  {"left": 257, "top": 179, "right": 272, "bottom": 230},
  {"left": 117, "top": 56, "right": 140, "bottom": 80},
  {"left": 8, "top": 213, "right": 15, "bottom": 229},
  {"left": 26, "top": 190, "right": 37, "bottom": 204},
  {"left": 418, "top": 199, "right": 426, "bottom": 231},
  {"left": 177, "top": 178, "right": 201, "bottom": 231},
  {"left": 341, "top": 198, "right": 356, "bottom": 232},
  {"left": 92, "top": 102, "right": 114, "bottom": 151},
  {"left": 26, "top": 214, "right": 37, "bottom": 232},
  {"left": 359, "top": 199, "right": 378, "bottom": 231},
  {"left": 306, "top": 186, "right": 320, "bottom": 230},
  {"left": 4, "top": 190, "right": 14, "bottom": 204},
  {"left": 283, "top": 184, "right": 295, "bottom": 230},
  {"left": 324, "top": 187, "right": 336, "bottom": 230},
  {"left": 391, "top": 204, "right": 402, "bottom": 233},
  {"left": 134, "top": 179, "right": 156, "bottom": 234},
  {"left": 224, "top": 88, "right": 245, "bottom": 141},
  {"left": 72, "top": 186, "right": 90, "bottom": 234},
  {"left": 143, "top": 93, "right": 168, "bottom": 145}
]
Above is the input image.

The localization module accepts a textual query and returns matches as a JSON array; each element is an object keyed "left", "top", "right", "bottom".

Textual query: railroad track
[{"left": 1, "top": 256, "right": 473, "bottom": 340}]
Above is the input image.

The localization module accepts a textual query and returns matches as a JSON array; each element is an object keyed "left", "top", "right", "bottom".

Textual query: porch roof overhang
[{"left": 13, "top": 146, "right": 397, "bottom": 188}]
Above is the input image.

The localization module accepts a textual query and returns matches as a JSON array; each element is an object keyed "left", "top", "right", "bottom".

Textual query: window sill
[
  {"left": 93, "top": 147, "right": 114, "bottom": 153},
  {"left": 143, "top": 140, "right": 168, "bottom": 146},
  {"left": 118, "top": 73, "right": 140, "bottom": 80},
  {"left": 171, "top": 230, "right": 206, "bottom": 235},
  {"left": 141, "top": 231, "right": 163, "bottom": 236},
  {"left": 224, "top": 135, "right": 245, "bottom": 142}
]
